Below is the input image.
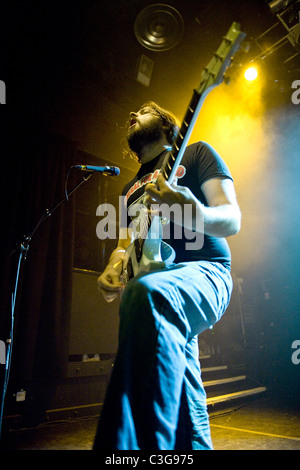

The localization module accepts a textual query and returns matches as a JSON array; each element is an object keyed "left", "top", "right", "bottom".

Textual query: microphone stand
[{"left": 0, "top": 170, "right": 95, "bottom": 439}]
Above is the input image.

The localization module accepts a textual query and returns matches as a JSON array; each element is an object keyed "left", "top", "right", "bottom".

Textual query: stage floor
[{"left": 1, "top": 395, "right": 300, "bottom": 451}]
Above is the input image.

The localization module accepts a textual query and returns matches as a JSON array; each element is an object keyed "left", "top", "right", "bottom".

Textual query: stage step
[
  {"left": 199, "top": 355, "right": 267, "bottom": 408},
  {"left": 203, "top": 375, "right": 246, "bottom": 388},
  {"left": 206, "top": 386, "right": 267, "bottom": 407},
  {"left": 202, "top": 365, "right": 228, "bottom": 373}
]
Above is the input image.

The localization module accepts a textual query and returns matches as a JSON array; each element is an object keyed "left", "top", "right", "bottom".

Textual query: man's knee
[{"left": 122, "top": 272, "right": 163, "bottom": 304}]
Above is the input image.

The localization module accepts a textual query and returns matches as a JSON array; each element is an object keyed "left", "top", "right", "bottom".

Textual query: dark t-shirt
[{"left": 121, "top": 141, "right": 233, "bottom": 269}]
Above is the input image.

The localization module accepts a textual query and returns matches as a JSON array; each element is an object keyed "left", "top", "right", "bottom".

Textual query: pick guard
[{"left": 122, "top": 215, "right": 176, "bottom": 284}]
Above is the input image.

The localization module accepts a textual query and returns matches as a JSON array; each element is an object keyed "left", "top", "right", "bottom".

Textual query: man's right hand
[
  {"left": 97, "top": 266, "right": 124, "bottom": 303},
  {"left": 97, "top": 231, "right": 131, "bottom": 303}
]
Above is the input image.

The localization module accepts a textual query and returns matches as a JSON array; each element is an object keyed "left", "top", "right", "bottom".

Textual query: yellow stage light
[{"left": 244, "top": 66, "right": 258, "bottom": 81}]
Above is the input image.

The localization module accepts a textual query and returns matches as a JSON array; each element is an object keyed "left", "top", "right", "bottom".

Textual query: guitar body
[{"left": 122, "top": 214, "right": 176, "bottom": 285}]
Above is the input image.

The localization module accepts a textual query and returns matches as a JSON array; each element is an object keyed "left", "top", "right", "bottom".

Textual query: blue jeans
[{"left": 93, "top": 261, "right": 232, "bottom": 450}]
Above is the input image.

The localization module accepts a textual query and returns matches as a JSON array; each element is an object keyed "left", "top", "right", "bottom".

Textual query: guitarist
[{"left": 93, "top": 102, "right": 241, "bottom": 450}]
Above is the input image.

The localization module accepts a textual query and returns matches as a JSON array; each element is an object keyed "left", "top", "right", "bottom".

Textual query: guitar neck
[
  {"left": 159, "top": 22, "right": 246, "bottom": 185},
  {"left": 160, "top": 88, "right": 208, "bottom": 185}
]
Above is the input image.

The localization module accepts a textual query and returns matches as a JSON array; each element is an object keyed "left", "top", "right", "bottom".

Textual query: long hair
[{"left": 122, "top": 101, "right": 180, "bottom": 163}]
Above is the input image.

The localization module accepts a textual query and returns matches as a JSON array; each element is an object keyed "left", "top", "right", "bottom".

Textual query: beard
[{"left": 127, "top": 119, "right": 164, "bottom": 156}]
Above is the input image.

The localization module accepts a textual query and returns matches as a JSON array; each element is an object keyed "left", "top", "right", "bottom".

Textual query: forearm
[
  {"left": 145, "top": 174, "right": 241, "bottom": 239},
  {"left": 105, "top": 228, "right": 131, "bottom": 272},
  {"left": 168, "top": 193, "right": 241, "bottom": 238},
  {"left": 199, "top": 202, "right": 241, "bottom": 238},
  {"left": 106, "top": 246, "right": 126, "bottom": 273}
]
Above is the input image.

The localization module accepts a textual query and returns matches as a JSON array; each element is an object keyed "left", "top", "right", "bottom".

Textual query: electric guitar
[{"left": 121, "top": 22, "right": 246, "bottom": 285}]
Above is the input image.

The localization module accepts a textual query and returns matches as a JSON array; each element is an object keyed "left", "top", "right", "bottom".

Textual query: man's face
[{"left": 127, "top": 106, "right": 164, "bottom": 155}]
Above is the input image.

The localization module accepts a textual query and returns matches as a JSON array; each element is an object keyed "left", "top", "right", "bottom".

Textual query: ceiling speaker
[{"left": 134, "top": 4, "right": 184, "bottom": 51}]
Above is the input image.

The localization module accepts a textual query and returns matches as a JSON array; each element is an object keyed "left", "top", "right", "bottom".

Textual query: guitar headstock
[{"left": 196, "top": 22, "right": 246, "bottom": 96}]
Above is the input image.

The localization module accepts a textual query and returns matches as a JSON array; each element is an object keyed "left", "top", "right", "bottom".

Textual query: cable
[{"left": 0, "top": 246, "right": 23, "bottom": 440}]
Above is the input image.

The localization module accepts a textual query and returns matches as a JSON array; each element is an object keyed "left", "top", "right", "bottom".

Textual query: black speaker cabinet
[{"left": 67, "top": 269, "right": 120, "bottom": 377}]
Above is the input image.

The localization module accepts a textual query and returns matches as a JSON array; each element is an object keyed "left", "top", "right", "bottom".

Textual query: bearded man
[{"left": 93, "top": 102, "right": 241, "bottom": 450}]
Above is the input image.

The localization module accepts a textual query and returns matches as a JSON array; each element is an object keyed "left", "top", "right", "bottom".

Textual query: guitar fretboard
[{"left": 160, "top": 89, "right": 202, "bottom": 184}]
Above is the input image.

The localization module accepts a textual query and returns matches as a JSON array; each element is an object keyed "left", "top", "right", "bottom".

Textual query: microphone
[{"left": 74, "top": 165, "right": 120, "bottom": 176}]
